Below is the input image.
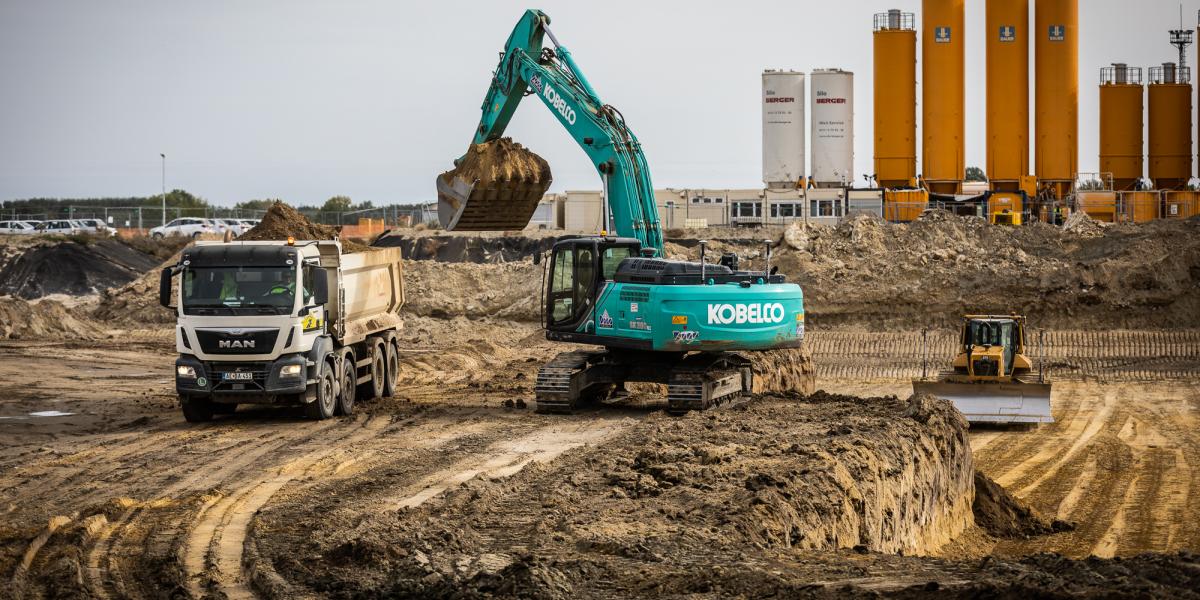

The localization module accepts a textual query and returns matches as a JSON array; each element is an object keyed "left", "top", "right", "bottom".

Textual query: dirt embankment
[
  {"left": 0, "top": 238, "right": 159, "bottom": 299},
  {"left": 667, "top": 211, "right": 1200, "bottom": 330},
  {"left": 0, "top": 297, "right": 101, "bottom": 340},
  {"left": 254, "top": 392, "right": 976, "bottom": 597},
  {"left": 402, "top": 259, "right": 543, "bottom": 322}
]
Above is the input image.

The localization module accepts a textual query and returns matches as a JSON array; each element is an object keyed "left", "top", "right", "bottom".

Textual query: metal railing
[
  {"left": 873, "top": 10, "right": 914, "bottom": 31},
  {"left": 1100, "top": 64, "right": 1143, "bottom": 85}
]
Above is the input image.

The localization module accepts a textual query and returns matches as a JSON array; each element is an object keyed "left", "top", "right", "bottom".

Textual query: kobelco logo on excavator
[
  {"left": 707, "top": 303, "right": 787, "bottom": 325},
  {"left": 532, "top": 75, "right": 577, "bottom": 125}
]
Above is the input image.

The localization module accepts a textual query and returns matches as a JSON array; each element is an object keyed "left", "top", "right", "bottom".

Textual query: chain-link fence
[{"left": 0, "top": 204, "right": 438, "bottom": 235}]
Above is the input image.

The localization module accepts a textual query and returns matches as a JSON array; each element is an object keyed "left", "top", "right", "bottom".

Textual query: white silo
[
  {"left": 810, "top": 68, "right": 855, "bottom": 187},
  {"left": 762, "top": 70, "right": 806, "bottom": 189}
]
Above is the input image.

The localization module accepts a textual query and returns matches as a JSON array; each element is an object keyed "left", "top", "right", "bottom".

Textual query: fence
[{"left": 0, "top": 204, "right": 436, "bottom": 235}]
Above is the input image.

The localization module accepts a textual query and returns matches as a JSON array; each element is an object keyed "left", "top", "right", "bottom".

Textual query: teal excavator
[{"left": 438, "top": 10, "right": 810, "bottom": 413}]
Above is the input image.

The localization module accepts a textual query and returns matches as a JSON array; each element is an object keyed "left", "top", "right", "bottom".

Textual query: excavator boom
[{"left": 438, "top": 9, "right": 663, "bottom": 253}]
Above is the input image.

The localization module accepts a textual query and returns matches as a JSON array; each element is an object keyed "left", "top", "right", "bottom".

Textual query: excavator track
[
  {"left": 666, "top": 353, "right": 753, "bottom": 414},
  {"left": 534, "top": 349, "right": 754, "bottom": 415},
  {"left": 534, "top": 350, "right": 610, "bottom": 414}
]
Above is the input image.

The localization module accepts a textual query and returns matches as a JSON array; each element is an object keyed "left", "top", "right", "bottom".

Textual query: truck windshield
[{"left": 183, "top": 266, "right": 296, "bottom": 314}]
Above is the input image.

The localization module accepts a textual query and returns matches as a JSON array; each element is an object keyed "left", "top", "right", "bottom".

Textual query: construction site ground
[{"left": 2, "top": 213, "right": 1199, "bottom": 598}]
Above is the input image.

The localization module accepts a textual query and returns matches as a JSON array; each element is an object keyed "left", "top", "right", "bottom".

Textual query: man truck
[{"left": 159, "top": 239, "right": 405, "bottom": 422}]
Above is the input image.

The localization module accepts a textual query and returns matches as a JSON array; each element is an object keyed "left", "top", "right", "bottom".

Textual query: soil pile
[
  {"left": 92, "top": 256, "right": 177, "bottom": 325},
  {"left": 438, "top": 138, "right": 553, "bottom": 231},
  {"left": 258, "top": 392, "right": 977, "bottom": 597},
  {"left": 239, "top": 201, "right": 370, "bottom": 252},
  {"left": 973, "top": 471, "right": 1073, "bottom": 538},
  {"left": 0, "top": 238, "right": 159, "bottom": 299},
  {"left": 374, "top": 233, "right": 560, "bottom": 263},
  {"left": 442, "top": 138, "right": 551, "bottom": 190},
  {"left": 402, "top": 259, "right": 542, "bottom": 322},
  {"left": 0, "top": 297, "right": 101, "bottom": 339},
  {"left": 693, "top": 211, "right": 1200, "bottom": 329}
]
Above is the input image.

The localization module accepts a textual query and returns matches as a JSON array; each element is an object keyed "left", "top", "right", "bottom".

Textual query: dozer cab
[{"left": 913, "top": 315, "right": 1053, "bottom": 424}]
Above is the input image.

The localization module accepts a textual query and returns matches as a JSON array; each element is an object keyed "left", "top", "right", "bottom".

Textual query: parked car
[
  {"left": 0, "top": 220, "right": 38, "bottom": 235},
  {"left": 149, "top": 218, "right": 214, "bottom": 239},
  {"left": 214, "top": 218, "right": 247, "bottom": 236},
  {"left": 74, "top": 218, "right": 117, "bottom": 236},
  {"left": 34, "top": 220, "right": 83, "bottom": 235},
  {"left": 238, "top": 219, "right": 260, "bottom": 231}
]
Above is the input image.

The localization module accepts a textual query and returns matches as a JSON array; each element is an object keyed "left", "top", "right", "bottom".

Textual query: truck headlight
[
  {"left": 177, "top": 365, "right": 196, "bottom": 378},
  {"left": 280, "top": 364, "right": 302, "bottom": 377}
]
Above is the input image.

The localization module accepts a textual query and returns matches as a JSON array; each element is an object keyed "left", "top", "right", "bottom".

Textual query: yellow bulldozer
[{"left": 913, "top": 314, "right": 1053, "bottom": 424}]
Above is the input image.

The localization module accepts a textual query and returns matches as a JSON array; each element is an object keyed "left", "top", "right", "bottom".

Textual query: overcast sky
[{"left": 1, "top": 1, "right": 1197, "bottom": 206}]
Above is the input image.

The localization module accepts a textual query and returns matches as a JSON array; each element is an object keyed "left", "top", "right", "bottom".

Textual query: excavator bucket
[
  {"left": 912, "top": 380, "right": 1053, "bottom": 424},
  {"left": 436, "top": 138, "right": 553, "bottom": 231}
]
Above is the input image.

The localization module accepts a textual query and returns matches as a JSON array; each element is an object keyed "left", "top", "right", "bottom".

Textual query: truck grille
[
  {"left": 209, "top": 362, "right": 271, "bottom": 391},
  {"left": 195, "top": 328, "right": 279, "bottom": 355}
]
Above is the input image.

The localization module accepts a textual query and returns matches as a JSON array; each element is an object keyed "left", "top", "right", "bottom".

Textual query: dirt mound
[
  {"left": 255, "top": 392, "right": 976, "bottom": 597},
  {"left": 721, "top": 211, "right": 1200, "bottom": 330},
  {"left": 402, "top": 259, "right": 542, "bottom": 322},
  {"left": 0, "top": 297, "right": 101, "bottom": 339},
  {"left": 443, "top": 138, "right": 551, "bottom": 190},
  {"left": 239, "top": 201, "right": 370, "bottom": 252},
  {"left": 92, "top": 254, "right": 180, "bottom": 325},
  {"left": 751, "top": 345, "right": 816, "bottom": 394},
  {"left": 0, "top": 239, "right": 159, "bottom": 299},
  {"left": 374, "top": 233, "right": 560, "bottom": 263},
  {"left": 973, "top": 471, "right": 1073, "bottom": 538}
]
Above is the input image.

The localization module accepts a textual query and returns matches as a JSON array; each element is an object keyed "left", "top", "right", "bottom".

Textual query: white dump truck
[{"left": 159, "top": 239, "right": 404, "bottom": 422}]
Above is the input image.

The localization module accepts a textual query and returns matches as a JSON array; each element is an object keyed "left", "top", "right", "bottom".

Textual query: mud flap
[
  {"left": 913, "top": 380, "right": 1053, "bottom": 424},
  {"left": 436, "top": 174, "right": 548, "bottom": 231}
]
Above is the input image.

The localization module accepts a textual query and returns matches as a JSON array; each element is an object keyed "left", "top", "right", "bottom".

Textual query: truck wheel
[
  {"left": 337, "top": 355, "right": 356, "bottom": 416},
  {"left": 383, "top": 340, "right": 400, "bottom": 397},
  {"left": 181, "top": 395, "right": 214, "bottom": 423},
  {"left": 358, "top": 340, "right": 386, "bottom": 401},
  {"left": 304, "top": 361, "right": 337, "bottom": 420}
]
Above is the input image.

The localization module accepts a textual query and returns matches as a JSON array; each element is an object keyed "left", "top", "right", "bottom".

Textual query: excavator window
[
  {"left": 547, "top": 242, "right": 601, "bottom": 329},
  {"left": 601, "top": 246, "right": 633, "bottom": 280}
]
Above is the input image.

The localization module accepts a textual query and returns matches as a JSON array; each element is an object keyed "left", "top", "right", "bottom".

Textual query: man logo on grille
[{"left": 219, "top": 339, "right": 255, "bottom": 349}]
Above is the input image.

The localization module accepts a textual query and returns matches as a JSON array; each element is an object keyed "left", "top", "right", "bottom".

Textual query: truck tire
[
  {"left": 304, "top": 360, "right": 337, "bottom": 420},
  {"left": 383, "top": 340, "right": 400, "bottom": 397},
  {"left": 358, "top": 339, "right": 386, "bottom": 401},
  {"left": 181, "top": 395, "right": 214, "bottom": 423},
  {"left": 337, "top": 354, "right": 356, "bottom": 416}
]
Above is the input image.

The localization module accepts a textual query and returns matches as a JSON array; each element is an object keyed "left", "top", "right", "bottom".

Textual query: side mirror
[
  {"left": 158, "top": 268, "right": 173, "bottom": 308},
  {"left": 312, "top": 272, "right": 329, "bottom": 305}
]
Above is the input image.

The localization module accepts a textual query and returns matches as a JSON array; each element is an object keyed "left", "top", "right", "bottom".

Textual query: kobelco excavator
[
  {"left": 914, "top": 315, "right": 1053, "bottom": 424},
  {"left": 437, "top": 10, "right": 808, "bottom": 413}
]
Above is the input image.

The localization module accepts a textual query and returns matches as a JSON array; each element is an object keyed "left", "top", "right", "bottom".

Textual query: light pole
[{"left": 160, "top": 153, "right": 166, "bottom": 227}]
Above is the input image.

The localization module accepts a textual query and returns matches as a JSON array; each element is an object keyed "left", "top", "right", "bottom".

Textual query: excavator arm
[{"left": 438, "top": 10, "right": 664, "bottom": 254}]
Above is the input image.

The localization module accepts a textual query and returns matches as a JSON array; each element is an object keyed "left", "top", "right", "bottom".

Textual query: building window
[
  {"left": 692, "top": 196, "right": 725, "bottom": 204},
  {"left": 771, "top": 203, "right": 798, "bottom": 218},
  {"left": 732, "top": 202, "right": 761, "bottom": 218},
  {"left": 810, "top": 198, "right": 843, "bottom": 217}
]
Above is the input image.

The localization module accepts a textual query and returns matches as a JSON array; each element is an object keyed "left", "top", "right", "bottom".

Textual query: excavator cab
[
  {"left": 962, "top": 317, "right": 1020, "bottom": 379},
  {"left": 544, "top": 237, "right": 639, "bottom": 334}
]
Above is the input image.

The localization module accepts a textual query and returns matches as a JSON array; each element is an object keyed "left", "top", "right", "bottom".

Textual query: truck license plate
[{"left": 222, "top": 372, "right": 253, "bottom": 381}]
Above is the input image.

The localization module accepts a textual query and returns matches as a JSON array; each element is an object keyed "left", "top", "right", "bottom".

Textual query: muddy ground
[{"left": 2, "top": 214, "right": 1200, "bottom": 598}]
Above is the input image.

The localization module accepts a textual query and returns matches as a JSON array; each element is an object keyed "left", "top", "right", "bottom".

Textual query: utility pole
[{"left": 160, "top": 153, "right": 167, "bottom": 227}]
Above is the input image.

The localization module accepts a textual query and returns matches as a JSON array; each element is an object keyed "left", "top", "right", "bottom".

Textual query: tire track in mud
[
  {"left": 973, "top": 382, "right": 1200, "bottom": 558},
  {"left": 83, "top": 417, "right": 351, "bottom": 599},
  {"left": 385, "top": 415, "right": 630, "bottom": 511},
  {"left": 182, "top": 414, "right": 393, "bottom": 600}
]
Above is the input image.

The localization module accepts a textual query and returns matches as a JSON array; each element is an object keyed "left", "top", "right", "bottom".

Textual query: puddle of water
[{"left": 0, "top": 411, "right": 77, "bottom": 420}]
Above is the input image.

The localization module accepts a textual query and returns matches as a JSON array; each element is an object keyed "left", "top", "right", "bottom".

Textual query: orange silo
[
  {"left": 1098, "top": 64, "right": 1144, "bottom": 191},
  {"left": 874, "top": 9, "right": 918, "bottom": 189},
  {"left": 1034, "top": 0, "right": 1078, "bottom": 198},
  {"left": 921, "top": 0, "right": 964, "bottom": 194},
  {"left": 986, "top": 0, "right": 1029, "bottom": 191},
  {"left": 1147, "top": 63, "right": 1192, "bottom": 191}
]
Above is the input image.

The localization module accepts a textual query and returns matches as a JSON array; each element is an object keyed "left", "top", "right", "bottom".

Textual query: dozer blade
[
  {"left": 436, "top": 138, "right": 553, "bottom": 231},
  {"left": 912, "top": 380, "right": 1053, "bottom": 424},
  {"left": 435, "top": 173, "right": 548, "bottom": 231}
]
